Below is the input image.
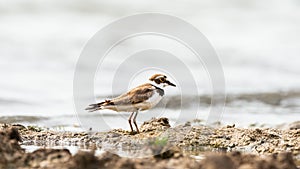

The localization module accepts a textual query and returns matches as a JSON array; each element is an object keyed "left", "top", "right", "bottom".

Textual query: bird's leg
[
  {"left": 133, "top": 111, "right": 139, "bottom": 133},
  {"left": 128, "top": 112, "right": 134, "bottom": 133}
]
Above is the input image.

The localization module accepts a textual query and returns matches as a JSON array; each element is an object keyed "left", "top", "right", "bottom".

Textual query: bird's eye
[{"left": 159, "top": 78, "right": 165, "bottom": 82}]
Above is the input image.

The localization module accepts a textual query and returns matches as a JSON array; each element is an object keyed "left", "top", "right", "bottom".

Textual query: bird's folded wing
[{"left": 111, "top": 83, "right": 155, "bottom": 105}]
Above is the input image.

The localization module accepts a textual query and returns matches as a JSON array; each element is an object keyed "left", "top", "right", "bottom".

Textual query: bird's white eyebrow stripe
[{"left": 156, "top": 75, "right": 165, "bottom": 79}]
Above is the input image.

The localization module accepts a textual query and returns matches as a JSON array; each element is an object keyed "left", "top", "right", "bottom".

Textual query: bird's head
[{"left": 149, "top": 74, "right": 176, "bottom": 88}]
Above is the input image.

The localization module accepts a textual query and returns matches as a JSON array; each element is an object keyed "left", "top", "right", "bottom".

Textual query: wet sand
[{"left": 0, "top": 118, "right": 299, "bottom": 169}]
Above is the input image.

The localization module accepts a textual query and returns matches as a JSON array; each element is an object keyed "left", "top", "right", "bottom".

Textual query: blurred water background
[{"left": 0, "top": 0, "right": 299, "bottom": 131}]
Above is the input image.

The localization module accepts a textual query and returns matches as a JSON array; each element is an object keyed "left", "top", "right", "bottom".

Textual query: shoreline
[{"left": 1, "top": 118, "right": 299, "bottom": 169}]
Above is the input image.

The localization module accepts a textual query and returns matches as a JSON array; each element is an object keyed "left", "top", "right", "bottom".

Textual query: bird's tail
[{"left": 85, "top": 100, "right": 113, "bottom": 112}]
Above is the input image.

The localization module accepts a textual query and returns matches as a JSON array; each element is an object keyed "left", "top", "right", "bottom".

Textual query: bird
[{"left": 85, "top": 74, "right": 176, "bottom": 133}]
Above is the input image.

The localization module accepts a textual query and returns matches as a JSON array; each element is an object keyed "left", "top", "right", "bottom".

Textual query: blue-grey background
[{"left": 0, "top": 0, "right": 299, "bottom": 131}]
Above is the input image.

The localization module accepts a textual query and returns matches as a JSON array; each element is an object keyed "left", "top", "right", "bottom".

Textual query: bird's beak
[{"left": 166, "top": 80, "right": 176, "bottom": 87}]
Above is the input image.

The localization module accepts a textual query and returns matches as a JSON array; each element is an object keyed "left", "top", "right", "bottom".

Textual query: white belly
[
  {"left": 103, "top": 91, "right": 163, "bottom": 112},
  {"left": 118, "top": 91, "right": 162, "bottom": 111},
  {"left": 146, "top": 91, "right": 163, "bottom": 108},
  {"left": 129, "top": 92, "right": 162, "bottom": 111}
]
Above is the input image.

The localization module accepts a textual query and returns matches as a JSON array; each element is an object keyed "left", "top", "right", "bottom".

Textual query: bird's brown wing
[{"left": 111, "top": 83, "right": 155, "bottom": 105}]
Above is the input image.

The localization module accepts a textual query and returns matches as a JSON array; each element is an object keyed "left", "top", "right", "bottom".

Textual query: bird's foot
[{"left": 129, "top": 131, "right": 139, "bottom": 135}]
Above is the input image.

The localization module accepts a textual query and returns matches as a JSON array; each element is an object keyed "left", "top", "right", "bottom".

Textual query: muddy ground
[{"left": 0, "top": 118, "right": 299, "bottom": 169}]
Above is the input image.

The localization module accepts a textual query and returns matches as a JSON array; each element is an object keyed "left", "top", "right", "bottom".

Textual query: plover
[{"left": 86, "top": 74, "right": 176, "bottom": 133}]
